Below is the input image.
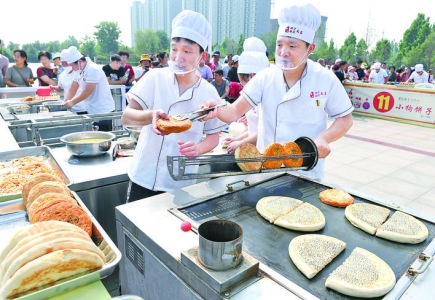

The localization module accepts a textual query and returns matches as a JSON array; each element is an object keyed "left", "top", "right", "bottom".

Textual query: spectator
[
  {"left": 0, "top": 38, "right": 9, "bottom": 78},
  {"left": 406, "top": 64, "right": 429, "bottom": 84},
  {"left": 198, "top": 58, "right": 213, "bottom": 82},
  {"left": 4, "top": 49, "right": 34, "bottom": 87},
  {"left": 134, "top": 54, "right": 151, "bottom": 81},
  {"left": 429, "top": 69, "right": 433, "bottom": 83},
  {"left": 157, "top": 52, "right": 168, "bottom": 68},
  {"left": 381, "top": 62, "right": 389, "bottom": 75},
  {"left": 338, "top": 60, "right": 346, "bottom": 74},
  {"left": 205, "top": 53, "right": 216, "bottom": 75},
  {"left": 347, "top": 66, "right": 358, "bottom": 81},
  {"left": 355, "top": 59, "right": 365, "bottom": 80},
  {"left": 369, "top": 62, "right": 388, "bottom": 84},
  {"left": 118, "top": 50, "right": 135, "bottom": 86},
  {"left": 332, "top": 63, "right": 345, "bottom": 83},
  {"left": 227, "top": 55, "right": 240, "bottom": 82},
  {"left": 151, "top": 61, "right": 160, "bottom": 69},
  {"left": 37, "top": 50, "right": 57, "bottom": 86},
  {"left": 222, "top": 54, "right": 233, "bottom": 77},
  {"left": 52, "top": 52, "right": 64, "bottom": 76},
  {"left": 317, "top": 58, "right": 325, "bottom": 67},
  {"left": 325, "top": 58, "right": 333, "bottom": 70},
  {"left": 388, "top": 66, "right": 397, "bottom": 82},
  {"left": 364, "top": 66, "right": 371, "bottom": 81},
  {"left": 402, "top": 67, "right": 411, "bottom": 82},
  {"left": 102, "top": 54, "right": 126, "bottom": 85},
  {"left": 210, "top": 69, "right": 229, "bottom": 100},
  {"left": 211, "top": 50, "right": 223, "bottom": 70},
  {"left": 63, "top": 46, "right": 115, "bottom": 131},
  {"left": 396, "top": 68, "right": 403, "bottom": 83}
]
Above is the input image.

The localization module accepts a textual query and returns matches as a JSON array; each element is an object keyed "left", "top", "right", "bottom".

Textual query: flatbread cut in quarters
[
  {"left": 0, "top": 249, "right": 104, "bottom": 299},
  {"left": 319, "top": 188, "right": 354, "bottom": 208},
  {"left": 256, "top": 196, "right": 303, "bottom": 223},
  {"left": 289, "top": 234, "right": 346, "bottom": 279},
  {"left": 345, "top": 203, "right": 390, "bottom": 235},
  {"left": 376, "top": 211, "right": 429, "bottom": 244},
  {"left": 274, "top": 202, "right": 326, "bottom": 231},
  {"left": 234, "top": 143, "right": 262, "bottom": 171},
  {"left": 0, "top": 221, "right": 87, "bottom": 265},
  {"left": 325, "top": 247, "right": 395, "bottom": 298}
]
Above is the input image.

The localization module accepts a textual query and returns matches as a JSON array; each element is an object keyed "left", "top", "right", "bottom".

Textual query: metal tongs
[{"left": 172, "top": 103, "right": 227, "bottom": 122}]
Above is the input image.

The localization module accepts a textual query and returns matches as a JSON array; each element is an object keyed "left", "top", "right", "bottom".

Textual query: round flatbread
[
  {"left": 263, "top": 143, "right": 285, "bottom": 169},
  {"left": 0, "top": 249, "right": 104, "bottom": 299},
  {"left": 283, "top": 142, "right": 303, "bottom": 168},
  {"left": 234, "top": 143, "right": 261, "bottom": 171},
  {"left": 28, "top": 193, "right": 77, "bottom": 223},
  {"left": 21, "top": 174, "right": 62, "bottom": 208},
  {"left": 319, "top": 189, "right": 354, "bottom": 208},
  {"left": 31, "top": 202, "right": 93, "bottom": 236},
  {"left": 325, "top": 247, "right": 395, "bottom": 298},
  {"left": 289, "top": 234, "right": 346, "bottom": 279},
  {"left": 376, "top": 211, "right": 428, "bottom": 244},
  {"left": 345, "top": 203, "right": 390, "bottom": 235},
  {"left": 274, "top": 202, "right": 326, "bottom": 231},
  {"left": 27, "top": 181, "right": 71, "bottom": 208},
  {"left": 256, "top": 196, "right": 303, "bottom": 223},
  {"left": 156, "top": 116, "right": 192, "bottom": 134}
]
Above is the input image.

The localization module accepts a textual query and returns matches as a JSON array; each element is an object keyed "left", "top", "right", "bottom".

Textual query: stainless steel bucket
[{"left": 198, "top": 220, "right": 243, "bottom": 271}]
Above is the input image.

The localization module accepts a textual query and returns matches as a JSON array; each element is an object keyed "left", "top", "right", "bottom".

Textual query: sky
[{"left": 1, "top": 0, "right": 434, "bottom": 50}]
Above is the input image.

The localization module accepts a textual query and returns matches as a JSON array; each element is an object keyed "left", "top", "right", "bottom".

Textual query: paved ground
[{"left": 323, "top": 114, "right": 435, "bottom": 218}]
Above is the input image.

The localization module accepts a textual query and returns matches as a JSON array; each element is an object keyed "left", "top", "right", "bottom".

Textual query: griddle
[{"left": 174, "top": 174, "right": 435, "bottom": 300}]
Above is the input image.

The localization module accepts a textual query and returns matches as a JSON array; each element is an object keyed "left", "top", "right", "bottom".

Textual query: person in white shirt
[
  {"left": 201, "top": 4, "right": 353, "bottom": 179},
  {"left": 63, "top": 46, "right": 115, "bottom": 131},
  {"left": 121, "top": 10, "right": 226, "bottom": 202},
  {"left": 369, "top": 62, "right": 388, "bottom": 84},
  {"left": 406, "top": 64, "right": 429, "bottom": 84}
]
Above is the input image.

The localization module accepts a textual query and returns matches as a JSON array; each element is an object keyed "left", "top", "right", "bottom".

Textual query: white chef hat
[
  {"left": 171, "top": 10, "right": 211, "bottom": 51},
  {"left": 373, "top": 62, "right": 381, "bottom": 69},
  {"left": 335, "top": 58, "right": 342, "bottom": 63},
  {"left": 415, "top": 64, "right": 424, "bottom": 72},
  {"left": 238, "top": 37, "right": 269, "bottom": 74},
  {"left": 277, "top": 4, "right": 321, "bottom": 44},
  {"left": 65, "top": 46, "right": 83, "bottom": 64},
  {"left": 60, "top": 49, "right": 69, "bottom": 62}
]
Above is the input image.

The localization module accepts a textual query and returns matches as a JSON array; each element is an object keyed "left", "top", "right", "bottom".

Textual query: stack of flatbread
[
  {"left": 345, "top": 203, "right": 428, "bottom": 244},
  {"left": 22, "top": 174, "right": 93, "bottom": 236},
  {"left": 256, "top": 196, "right": 325, "bottom": 231},
  {"left": 0, "top": 221, "right": 105, "bottom": 299}
]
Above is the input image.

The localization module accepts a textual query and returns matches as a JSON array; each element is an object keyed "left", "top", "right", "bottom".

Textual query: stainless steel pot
[
  {"left": 42, "top": 101, "right": 67, "bottom": 112},
  {"left": 60, "top": 131, "right": 116, "bottom": 157},
  {"left": 125, "top": 126, "right": 142, "bottom": 141},
  {"left": 7, "top": 104, "right": 31, "bottom": 114}
]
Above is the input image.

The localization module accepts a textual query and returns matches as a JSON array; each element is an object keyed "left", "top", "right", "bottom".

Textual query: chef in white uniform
[
  {"left": 369, "top": 62, "right": 388, "bottom": 84},
  {"left": 121, "top": 10, "right": 226, "bottom": 202},
  {"left": 202, "top": 3, "right": 353, "bottom": 179},
  {"left": 406, "top": 64, "right": 429, "bottom": 84},
  {"left": 223, "top": 37, "right": 269, "bottom": 154}
]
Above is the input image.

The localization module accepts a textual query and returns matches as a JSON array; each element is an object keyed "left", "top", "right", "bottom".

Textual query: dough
[
  {"left": 256, "top": 196, "right": 303, "bottom": 223},
  {"left": 345, "top": 203, "right": 390, "bottom": 235},
  {"left": 376, "top": 211, "right": 428, "bottom": 244},
  {"left": 319, "top": 188, "right": 354, "bottom": 207},
  {"left": 325, "top": 247, "right": 395, "bottom": 298},
  {"left": 274, "top": 202, "right": 325, "bottom": 231},
  {"left": 289, "top": 234, "right": 346, "bottom": 279}
]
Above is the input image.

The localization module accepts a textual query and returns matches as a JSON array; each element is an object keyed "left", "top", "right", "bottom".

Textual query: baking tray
[
  {"left": 170, "top": 173, "right": 435, "bottom": 300},
  {"left": 0, "top": 146, "right": 72, "bottom": 202},
  {"left": 0, "top": 191, "right": 121, "bottom": 299}
]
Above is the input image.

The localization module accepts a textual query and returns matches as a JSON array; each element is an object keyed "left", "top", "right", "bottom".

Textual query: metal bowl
[
  {"left": 125, "top": 126, "right": 142, "bottom": 141},
  {"left": 7, "top": 104, "right": 30, "bottom": 114},
  {"left": 60, "top": 131, "right": 116, "bottom": 157},
  {"left": 42, "top": 101, "right": 67, "bottom": 112}
]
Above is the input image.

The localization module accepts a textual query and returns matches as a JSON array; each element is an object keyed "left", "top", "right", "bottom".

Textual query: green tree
[
  {"left": 219, "top": 37, "right": 237, "bottom": 57},
  {"left": 369, "top": 38, "right": 392, "bottom": 64},
  {"left": 7, "top": 42, "right": 20, "bottom": 52},
  {"left": 259, "top": 30, "right": 278, "bottom": 59},
  {"left": 155, "top": 30, "right": 170, "bottom": 52},
  {"left": 355, "top": 38, "right": 368, "bottom": 63},
  {"left": 80, "top": 35, "right": 97, "bottom": 58},
  {"left": 134, "top": 29, "right": 160, "bottom": 55},
  {"left": 236, "top": 34, "right": 244, "bottom": 55},
  {"left": 327, "top": 39, "right": 338, "bottom": 61},
  {"left": 338, "top": 32, "right": 357, "bottom": 63},
  {"left": 399, "top": 13, "right": 432, "bottom": 57},
  {"left": 94, "top": 21, "right": 121, "bottom": 55},
  {"left": 61, "top": 36, "right": 79, "bottom": 50},
  {"left": 312, "top": 41, "right": 329, "bottom": 61}
]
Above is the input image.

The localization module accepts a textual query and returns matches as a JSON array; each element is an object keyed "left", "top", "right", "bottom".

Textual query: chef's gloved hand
[
  {"left": 178, "top": 141, "right": 199, "bottom": 157},
  {"left": 152, "top": 109, "right": 169, "bottom": 136},
  {"left": 314, "top": 136, "right": 331, "bottom": 158}
]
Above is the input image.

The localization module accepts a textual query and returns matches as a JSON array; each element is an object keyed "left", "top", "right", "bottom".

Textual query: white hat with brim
[
  {"left": 171, "top": 10, "right": 211, "bottom": 51},
  {"left": 65, "top": 46, "right": 83, "bottom": 64},
  {"left": 60, "top": 49, "right": 69, "bottom": 62},
  {"left": 277, "top": 4, "right": 321, "bottom": 44}
]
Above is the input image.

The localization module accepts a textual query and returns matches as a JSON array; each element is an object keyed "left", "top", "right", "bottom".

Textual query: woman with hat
[
  {"left": 135, "top": 54, "right": 152, "bottom": 81},
  {"left": 121, "top": 10, "right": 227, "bottom": 202},
  {"left": 201, "top": 3, "right": 353, "bottom": 179}
]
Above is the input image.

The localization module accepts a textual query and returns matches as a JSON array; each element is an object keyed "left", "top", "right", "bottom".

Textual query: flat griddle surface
[{"left": 178, "top": 174, "right": 435, "bottom": 300}]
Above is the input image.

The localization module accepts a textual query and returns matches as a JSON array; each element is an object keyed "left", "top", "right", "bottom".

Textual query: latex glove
[
  {"left": 178, "top": 141, "right": 199, "bottom": 157},
  {"left": 152, "top": 109, "right": 169, "bottom": 135}
]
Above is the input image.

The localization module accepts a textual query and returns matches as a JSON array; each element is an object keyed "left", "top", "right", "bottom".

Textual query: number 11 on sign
[{"left": 373, "top": 92, "right": 394, "bottom": 113}]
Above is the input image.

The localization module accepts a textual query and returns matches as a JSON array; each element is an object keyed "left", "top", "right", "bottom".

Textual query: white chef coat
[
  {"left": 369, "top": 69, "right": 388, "bottom": 84},
  {"left": 246, "top": 107, "right": 259, "bottom": 137},
  {"left": 409, "top": 70, "right": 429, "bottom": 84},
  {"left": 241, "top": 60, "right": 353, "bottom": 179},
  {"left": 73, "top": 58, "right": 115, "bottom": 114},
  {"left": 58, "top": 69, "right": 87, "bottom": 113},
  {"left": 126, "top": 68, "right": 227, "bottom": 192}
]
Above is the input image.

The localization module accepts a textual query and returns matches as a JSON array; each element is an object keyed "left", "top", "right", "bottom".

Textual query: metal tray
[
  {"left": 0, "top": 191, "right": 121, "bottom": 300},
  {"left": 170, "top": 173, "right": 435, "bottom": 300},
  {"left": 0, "top": 146, "right": 72, "bottom": 202}
]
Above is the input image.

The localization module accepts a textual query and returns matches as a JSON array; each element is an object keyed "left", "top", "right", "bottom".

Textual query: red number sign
[{"left": 373, "top": 91, "right": 394, "bottom": 113}]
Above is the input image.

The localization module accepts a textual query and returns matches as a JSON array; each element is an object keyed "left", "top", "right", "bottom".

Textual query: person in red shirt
[{"left": 118, "top": 50, "right": 135, "bottom": 86}]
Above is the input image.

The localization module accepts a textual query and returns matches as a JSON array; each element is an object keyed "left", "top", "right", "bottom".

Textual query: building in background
[{"left": 130, "top": 0, "right": 271, "bottom": 49}]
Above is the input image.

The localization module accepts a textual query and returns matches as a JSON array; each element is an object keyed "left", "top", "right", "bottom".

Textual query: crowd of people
[{"left": 317, "top": 57, "right": 434, "bottom": 86}]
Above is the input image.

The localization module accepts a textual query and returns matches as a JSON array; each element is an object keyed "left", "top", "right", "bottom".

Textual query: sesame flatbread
[
  {"left": 319, "top": 188, "right": 354, "bottom": 208},
  {"left": 256, "top": 196, "right": 303, "bottom": 223},
  {"left": 21, "top": 174, "right": 62, "bottom": 208},
  {"left": 274, "top": 202, "right": 326, "bottom": 232},
  {"left": 27, "top": 181, "right": 71, "bottom": 208},
  {"left": 234, "top": 143, "right": 262, "bottom": 171},
  {"left": 376, "top": 211, "right": 428, "bottom": 244},
  {"left": 345, "top": 203, "right": 390, "bottom": 235}
]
